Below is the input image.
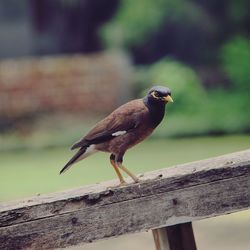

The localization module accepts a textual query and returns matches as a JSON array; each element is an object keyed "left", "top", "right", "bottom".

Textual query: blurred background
[{"left": 0, "top": 0, "right": 250, "bottom": 249}]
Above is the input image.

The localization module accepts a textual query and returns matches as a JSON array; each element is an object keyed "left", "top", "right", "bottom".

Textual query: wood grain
[{"left": 0, "top": 150, "right": 250, "bottom": 249}]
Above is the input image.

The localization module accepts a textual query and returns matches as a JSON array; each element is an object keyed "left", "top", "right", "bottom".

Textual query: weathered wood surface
[
  {"left": 153, "top": 222, "right": 197, "bottom": 250},
  {"left": 0, "top": 150, "right": 250, "bottom": 249}
]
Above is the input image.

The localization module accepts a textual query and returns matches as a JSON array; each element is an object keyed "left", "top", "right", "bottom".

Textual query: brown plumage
[{"left": 60, "top": 86, "right": 173, "bottom": 184}]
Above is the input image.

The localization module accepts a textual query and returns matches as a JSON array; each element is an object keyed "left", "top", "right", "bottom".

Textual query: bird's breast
[{"left": 148, "top": 106, "right": 165, "bottom": 128}]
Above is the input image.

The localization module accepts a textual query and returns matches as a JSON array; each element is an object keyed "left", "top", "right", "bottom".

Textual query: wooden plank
[
  {"left": 153, "top": 222, "right": 197, "bottom": 250},
  {"left": 0, "top": 150, "right": 250, "bottom": 249}
]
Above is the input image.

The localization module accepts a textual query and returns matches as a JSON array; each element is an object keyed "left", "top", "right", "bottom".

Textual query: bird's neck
[{"left": 143, "top": 97, "right": 166, "bottom": 127}]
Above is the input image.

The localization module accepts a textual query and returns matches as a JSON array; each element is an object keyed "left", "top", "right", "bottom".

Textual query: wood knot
[
  {"left": 173, "top": 198, "right": 178, "bottom": 205},
  {"left": 71, "top": 217, "right": 78, "bottom": 225}
]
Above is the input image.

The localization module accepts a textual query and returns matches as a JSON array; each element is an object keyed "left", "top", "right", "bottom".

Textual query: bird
[{"left": 60, "top": 85, "right": 173, "bottom": 185}]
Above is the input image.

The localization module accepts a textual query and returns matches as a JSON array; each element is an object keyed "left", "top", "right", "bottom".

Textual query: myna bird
[{"left": 60, "top": 86, "right": 173, "bottom": 184}]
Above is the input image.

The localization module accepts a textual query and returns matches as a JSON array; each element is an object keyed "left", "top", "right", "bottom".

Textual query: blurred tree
[
  {"left": 30, "top": 0, "right": 119, "bottom": 54},
  {"left": 221, "top": 36, "right": 250, "bottom": 92},
  {"left": 101, "top": 0, "right": 215, "bottom": 64},
  {"left": 100, "top": 0, "right": 250, "bottom": 66},
  {"left": 136, "top": 58, "right": 205, "bottom": 113}
]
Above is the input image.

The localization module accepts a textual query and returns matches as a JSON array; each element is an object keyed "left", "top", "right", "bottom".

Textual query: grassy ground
[{"left": 0, "top": 134, "right": 250, "bottom": 201}]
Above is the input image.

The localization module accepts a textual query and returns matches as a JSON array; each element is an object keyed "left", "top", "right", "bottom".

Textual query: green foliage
[
  {"left": 221, "top": 36, "right": 250, "bottom": 91},
  {"left": 153, "top": 90, "right": 250, "bottom": 137},
  {"left": 148, "top": 59, "right": 205, "bottom": 113},
  {"left": 100, "top": 0, "right": 166, "bottom": 48},
  {"left": 101, "top": 1, "right": 250, "bottom": 136},
  {"left": 100, "top": 0, "right": 209, "bottom": 49},
  {"left": 137, "top": 58, "right": 205, "bottom": 113},
  {"left": 228, "top": 0, "right": 250, "bottom": 25},
  {"left": 136, "top": 58, "right": 250, "bottom": 137}
]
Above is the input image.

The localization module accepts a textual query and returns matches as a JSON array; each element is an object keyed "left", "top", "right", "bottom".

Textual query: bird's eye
[
  {"left": 152, "top": 91, "right": 160, "bottom": 98},
  {"left": 155, "top": 92, "right": 160, "bottom": 97}
]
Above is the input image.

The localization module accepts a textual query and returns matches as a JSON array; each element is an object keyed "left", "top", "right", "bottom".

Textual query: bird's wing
[{"left": 71, "top": 99, "right": 146, "bottom": 150}]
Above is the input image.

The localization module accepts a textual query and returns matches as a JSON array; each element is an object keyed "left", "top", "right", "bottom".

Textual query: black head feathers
[
  {"left": 148, "top": 86, "right": 172, "bottom": 96},
  {"left": 144, "top": 85, "right": 173, "bottom": 106}
]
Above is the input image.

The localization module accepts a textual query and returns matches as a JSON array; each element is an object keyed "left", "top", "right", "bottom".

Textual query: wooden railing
[{"left": 1, "top": 150, "right": 250, "bottom": 250}]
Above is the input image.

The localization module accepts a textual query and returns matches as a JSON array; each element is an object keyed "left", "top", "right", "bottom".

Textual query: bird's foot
[
  {"left": 129, "top": 174, "right": 140, "bottom": 183},
  {"left": 106, "top": 180, "right": 127, "bottom": 190},
  {"left": 119, "top": 180, "right": 128, "bottom": 186},
  {"left": 106, "top": 176, "right": 140, "bottom": 191},
  {"left": 133, "top": 177, "right": 140, "bottom": 183}
]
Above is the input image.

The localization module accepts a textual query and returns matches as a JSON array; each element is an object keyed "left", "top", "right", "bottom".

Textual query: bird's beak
[{"left": 163, "top": 95, "right": 174, "bottom": 103}]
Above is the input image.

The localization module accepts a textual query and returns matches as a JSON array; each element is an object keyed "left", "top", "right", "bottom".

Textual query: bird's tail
[{"left": 60, "top": 145, "right": 92, "bottom": 174}]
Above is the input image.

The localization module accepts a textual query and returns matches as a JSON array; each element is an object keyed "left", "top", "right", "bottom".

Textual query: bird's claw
[
  {"left": 106, "top": 177, "right": 140, "bottom": 191},
  {"left": 119, "top": 180, "right": 128, "bottom": 186},
  {"left": 132, "top": 176, "right": 140, "bottom": 183},
  {"left": 106, "top": 181, "right": 128, "bottom": 190}
]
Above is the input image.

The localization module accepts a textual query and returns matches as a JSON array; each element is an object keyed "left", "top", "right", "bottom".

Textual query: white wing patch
[
  {"left": 112, "top": 130, "right": 127, "bottom": 136},
  {"left": 78, "top": 145, "right": 97, "bottom": 162}
]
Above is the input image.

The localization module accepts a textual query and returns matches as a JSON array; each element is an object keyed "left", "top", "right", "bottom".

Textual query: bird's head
[{"left": 145, "top": 86, "right": 174, "bottom": 106}]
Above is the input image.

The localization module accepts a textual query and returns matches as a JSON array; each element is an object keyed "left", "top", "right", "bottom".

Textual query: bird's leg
[
  {"left": 111, "top": 160, "right": 126, "bottom": 185},
  {"left": 117, "top": 163, "right": 139, "bottom": 183},
  {"left": 110, "top": 155, "right": 126, "bottom": 185}
]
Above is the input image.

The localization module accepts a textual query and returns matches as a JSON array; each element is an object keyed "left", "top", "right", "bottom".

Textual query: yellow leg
[
  {"left": 110, "top": 159, "right": 126, "bottom": 184},
  {"left": 118, "top": 163, "right": 139, "bottom": 183}
]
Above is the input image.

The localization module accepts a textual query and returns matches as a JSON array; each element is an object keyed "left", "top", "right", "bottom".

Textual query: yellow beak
[{"left": 163, "top": 95, "right": 174, "bottom": 103}]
